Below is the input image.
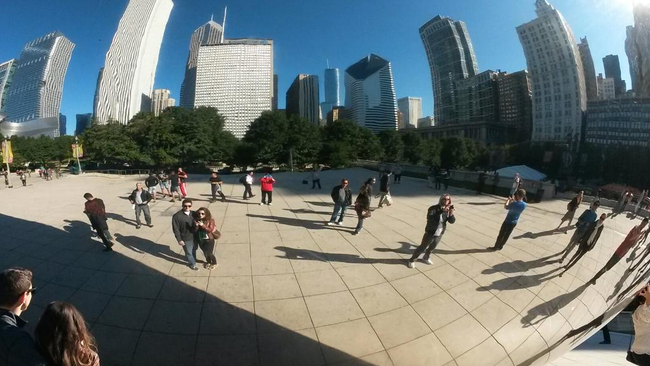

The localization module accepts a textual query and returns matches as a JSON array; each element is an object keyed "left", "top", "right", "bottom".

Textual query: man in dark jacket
[
  {"left": 560, "top": 213, "right": 606, "bottom": 275},
  {"left": 559, "top": 201, "right": 600, "bottom": 262},
  {"left": 408, "top": 194, "right": 456, "bottom": 268},
  {"left": 378, "top": 172, "right": 392, "bottom": 208},
  {"left": 144, "top": 173, "right": 159, "bottom": 202},
  {"left": 172, "top": 199, "right": 198, "bottom": 270},
  {"left": 129, "top": 182, "right": 153, "bottom": 229},
  {"left": 0, "top": 268, "right": 47, "bottom": 366},
  {"left": 327, "top": 179, "right": 352, "bottom": 226},
  {"left": 83, "top": 193, "right": 114, "bottom": 251}
]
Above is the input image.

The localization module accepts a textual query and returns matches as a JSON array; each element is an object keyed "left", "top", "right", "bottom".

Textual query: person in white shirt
[
  {"left": 243, "top": 172, "right": 255, "bottom": 200},
  {"left": 630, "top": 286, "right": 650, "bottom": 364}
]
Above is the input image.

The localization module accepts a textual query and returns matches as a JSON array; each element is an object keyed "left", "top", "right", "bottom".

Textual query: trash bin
[{"left": 535, "top": 189, "right": 545, "bottom": 203}]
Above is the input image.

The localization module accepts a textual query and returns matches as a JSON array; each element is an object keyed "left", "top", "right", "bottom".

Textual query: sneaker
[
  {"left": 336, "top": 221, "right": 343, "bottom": 226},
  {"left": 268, "top": 203, "right": 273, "bottom": 206},
  {"left": 203, "top": 263, "right": 210, "bottom": 269},
  {"left": 408, "top": 261, "right": 415, "bottom": 269},
  {"left": 190, "top": 265, "right": 199, "bottom": 271},
  {"left": 136, "top": 225, "right": 141, "bottom": 229},
  {"left": 425, "top": 258, "right": 433, "bottom": 265},
  {"left": 148, "top": 224, "right": 153, "bottom": 228},
  {"left": 259, "top": 203, "right": 265, "bottom": 206},
  {"left": 327, "top": 222, "right": 335, "bottom": 226}
]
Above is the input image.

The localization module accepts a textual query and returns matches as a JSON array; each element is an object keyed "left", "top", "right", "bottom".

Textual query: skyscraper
[
  {"left": 286, "top": 74, "right": 320, "bottom": 125},
  {"left": 517, "top": 0, "right": 587, "bottom": 142},
  {"left": 420, "top": 15, "right": 478, "bottom": 125},
  {"left": 4, "top": 32, "right": 75, "bottom": 137},
  {"left": 497, "top": 70, "right": 533, "bottom": 141},
  {"left": 597, "top": 73, "right": 616, "bottom": 100},
  {"left": 179, "top": 17, "right": 224, "bottom": 109},
  {"left": 0, "top": 60, "right": 16, "bottom": 113},
  {"left": 151, "top": 89, "right": 175, "bottom": 116},
  {"left": 603, "top": 55, "right": 626, "bottom": 96},
  {"left": 397, "top": 97, "right": 422, "bottom": 129},
  {"left": 272, "top": 74, "right": 278, "bottom": 111},
  {"left": 578, "top": 37, "right": 598, "bottom": 101},
  {"left": 94, "top": 0, "right": 174, "bottom": 124},
  {"left": 59, "top": 114, "right": 67, "bottom": 136},
  {"left": 344, "top": 54, "right": 398, "bottom": 133},
  {"left": 194, "top": 39, "right": 273, "bottom": 138},
  {"left": 321, "top": 67, "right": 340, "bottom": 119},
  {"left": 75, "top": 113, "right": 92, "bottom": 136}
]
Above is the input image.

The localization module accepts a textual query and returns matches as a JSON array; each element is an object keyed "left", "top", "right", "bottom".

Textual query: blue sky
[{"left": 0, "top": 0, "right": 637, "bottom": 134}]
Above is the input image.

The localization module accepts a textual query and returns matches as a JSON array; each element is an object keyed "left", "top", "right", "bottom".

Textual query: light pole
[
  {"left": 2, "top": 135, "right": 12, "bottom": 188},
  {"left": 74, "top": 136, "right": 82, "bottom": 174}
]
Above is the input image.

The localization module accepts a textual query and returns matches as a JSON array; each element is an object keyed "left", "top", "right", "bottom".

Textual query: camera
[{"left": 449, "top": 205, "right": 454, "bottom": 210}]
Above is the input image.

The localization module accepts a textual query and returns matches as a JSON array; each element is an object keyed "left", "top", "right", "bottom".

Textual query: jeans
[
  {"left": 199, "top": 239, "right": 217, "bottom": 265},
  {"left": 262, "top": 191, "right": 273, "bottom": 204},
  {"left": 134, "top": 204, "right": 151, "bottom": 226},
  {"left": 312, "top": 179, "right": 321, "bottom": 189},
  {"left": 494, "top": 222, "right": 516, "bottom": 250},
  {"left": 243, "top": 184, "right": 253, "bottom": 199},
  {"left": 330, "top": 202, "right": 348, "bottom": 223},
  {"left": 211, "top": 184, "right": 225, "bottom": 201},
  {"left": 410, "top": 231, "right": 443, "bottom": 261},
  {"left": 182, "top": 239, "right": 198, "bottom": 267},
  {"left": 96, "top": 228, "right": 113, "bottom": 248}
]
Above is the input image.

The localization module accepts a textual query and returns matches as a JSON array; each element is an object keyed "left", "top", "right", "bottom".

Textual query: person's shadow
[
  {"left": 276, "top": 246, "right": 406, "bottom": 266},
  {"left": 520, "top": 283, "right": 590, "bottom": 327},
  {"left": 513, "top": 227, "right": 569, "bottom": 239},
  {"left": 375, "top": 241, "right": 417, "bottom": 255},
  {"left": 114, "top": 233, "right": 187, "bottom": 265},
  {"left": 106, "top": 212, "right": 137, "bottom": 227}
]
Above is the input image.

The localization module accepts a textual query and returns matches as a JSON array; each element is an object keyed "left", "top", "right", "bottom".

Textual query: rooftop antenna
[
  {"left": 327, "top": 59, "right": 330, "bottom": 69},
  {"left": 221, "top": 6, "right": 227, "bottom": 42},
  {"left": 210, "top": 13, "right": 213, "bottom": 21}
]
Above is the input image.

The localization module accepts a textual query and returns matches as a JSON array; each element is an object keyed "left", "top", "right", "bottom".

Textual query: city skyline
[{"left": 0, "top": 0, "right": 637, "bottom": 134}]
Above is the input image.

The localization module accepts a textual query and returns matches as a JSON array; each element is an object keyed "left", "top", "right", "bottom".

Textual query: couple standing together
[{"left": 172, "top": 199, "right": 220, "bottom": 270}]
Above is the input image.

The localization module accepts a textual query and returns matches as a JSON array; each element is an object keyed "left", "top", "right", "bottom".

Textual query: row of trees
[{"left": 5, "top": 135, "right": 76, "bottom": 168}]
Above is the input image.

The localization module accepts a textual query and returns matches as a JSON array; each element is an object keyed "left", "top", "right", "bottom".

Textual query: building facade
[
  {"left": 59, "top": 114, "right": 67, "bottom": 135},
  {"left": 585, "top": 98, "right": 650, "bottom": 147},
  {"left": 397, "top": 97, "right": 423, "bottom": 129},
  {"left": 603, "top": 55, "right": 626, "bottom": 97},
  {"left": 497, "top": 70, "right": 533, "bottom": 141},
  {"left": 417, "top": 116, "right": 435, "bottom": 128},
  {"left": 516, "top": 0, "right": 587, "bottom": 142},
  {"left": 94, "top": 0, "right": 174, "bottom": 124},
  {"left": 321, "top": 67, "right": 340, "bottom": 118},
  {"left": 597, "top": 74, "right": 616, "bottom": 100},
  {"left": 272, "top": 74, "right": 278, "bottom": 111},
  {"left": 179, "top": 19, "right": 224, "bottom": 109},
  {"left": 453, "top": 70, "right": 501, "bottom": 126},
  {"left": 4, "top": 32, "right": 75, "bottom": 137},
  {"left": 626, "top": 3, "right": 650, "bottom": 97},
  {"left": 286, "top": 74, "right": 320, "bottom": 125},
  {"left": 151, "top": 89, "right": 175, "bottom": 116},
  {"left": 194, "top": 39, "right": 273, "bottom": 138},
  {"left": 420, "top": 15, "right": 479, "bottom": 125},
  {"left": 75, "top": 113, "right": 92, "bottom": 135},
  {"left": 0, "top": 60, "right": 16, "bottom": 113},
  {"left": 578, "top": 37, "right": 598, "bottom": 101},
  {"left": 344, "top": 54, "right": 398, "bottom": 133}
]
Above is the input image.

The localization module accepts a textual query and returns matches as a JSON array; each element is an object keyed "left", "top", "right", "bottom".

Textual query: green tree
[
  {"left": 243, "top": 111, "right": 289, "bottom": 164},
  {"left": 284, "top": 116, "right": 321, "bottom": 167},
  {"left": 229, "top": 142, "right": 258, "bottom": 170},
  {"left": 378, "top": 130, "right": 404, "bottom": 162},
  {"left": 83, "top": 121, "right": 142, "bottom": 166},
  {"left": 401, "top": 131, "right": 424, "bottom": 164},
  {"left": 422, "top": 139, "right": 442, "bottom": 167},
  {"left": 440, "top": 138, "right": 476, "bottom": 168}
]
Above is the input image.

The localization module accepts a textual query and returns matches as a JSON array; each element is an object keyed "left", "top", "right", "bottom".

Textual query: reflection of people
[
  {"left": 590, "top": 218, "right": 649, "bottom": 285},
  {"left": 629, "top": 286, "right": 650, "bottom": 363},
  {"left": 560, "top": 202, "right": 599, "bottom": 262},
  {"left": 492, "top": 189, "right": 527, "bottom": 251},
  {"left": 477, "top": 172, "right": 487, "bottom": 195},
  {"left": 509, "top": 173, "right": 521, "bottom": 196},
  {"left": 558, "top": 191, "right": 584, "bottom": 230},
  {"left": 600, "top": 325, "right": 611, "bottom": 345},
  {"left": 394, "top": 165, "right": 402, "bottom": 184},
  {"left": 408, "top": 194, "right": 455, "bottom": 268},
  {"left": 311, "top": 165, "right": 322, "bottom": 189},
  {"left": 561, "top": 213, "right": 606, "bottom": 275}
]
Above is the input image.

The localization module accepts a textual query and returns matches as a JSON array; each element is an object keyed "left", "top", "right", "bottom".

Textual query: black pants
[
  {"left": 494, "top": 222, "right": 516, "bottom": 250},
  {"left": 601, "top": 325, "right": 611, "bottom": 343},
  {"left": 96, "top": 228, "right": 113, "bottom": 248},
  {"left": 444, "top": 179, "right": 449, "bottom": 190},
  {"left": 243, "top": 184, "right": 253, "bottom": 199},
  {"left": 628, "top": 352, "right": 650, "bottom": 365},
  {"left": 262, "top": 190, "right": 273, "bottom": 204},
  {"left": 435, "top": 180, "right": 441, "bottom": 190},
  {"left": 211, "top": 185, "right": 225, "bottom": 201},
  {"left": 394, "top": 175, "right": 401, "bottom": 183},
  {"left": 199, "top": 239, "right": 217, "bottom": 265},
  {"left": 591, "top": 255, "right": 621, "bottom": 283},
  {"left": 312, "top": 179, "right": 321, "bottom": 189},
  {"left": 410, "top": 231, "right": 442, "bottom": 261}
]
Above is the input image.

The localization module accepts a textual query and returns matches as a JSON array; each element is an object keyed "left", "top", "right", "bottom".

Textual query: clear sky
[{"left": 0, "top": 0, "right": 639, "bottom": 134}]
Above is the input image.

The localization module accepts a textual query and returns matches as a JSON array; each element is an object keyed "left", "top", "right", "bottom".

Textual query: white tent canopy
[{"left": 496, "top": 165, "right": 547, "bottom": 182}]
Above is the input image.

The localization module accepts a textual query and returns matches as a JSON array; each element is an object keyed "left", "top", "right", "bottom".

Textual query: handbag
[
  {"left": 212, "top": 228, "right": 222, "bottom": 240},
  {"left": 627, "top": 335, "right": 640, "bottom": 365}
]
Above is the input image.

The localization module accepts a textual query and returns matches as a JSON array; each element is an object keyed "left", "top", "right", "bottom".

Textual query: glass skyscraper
[
  {"left": 578, "top": 38, "right": 598, "bottom": 101},
  {"left": 321, "top": 67, "right": 340, "bottom": 119},
  {"left": 286, "top": 74, "right": 320, "bottom": 125},
  {"left": 603, "top": 55, "right": 626, "bottom": 97},
  {"left": 0, "top": 60, "right": 16, "bottom": 113}
]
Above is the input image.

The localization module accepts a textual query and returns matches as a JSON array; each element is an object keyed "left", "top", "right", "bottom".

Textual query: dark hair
[
  {"left": 515, "top": 189, "right": 527, "bottom": 199},
  {"left": 182, "top": 198, "right": 192, "bottom": 206},
  {"left": 643, "top": 218, "right": 649, "bottom": 223},
  {"left": 35, "top": 301, "right": 97, "bottom": 366},
  {"left": 0, "top": 267, "right": 33, "bottom": 307},
  {"left": 196, "top": 207, "right": 213, "bottom": 222},
  {"left": 83, "top": 193, "right": 93, "bottom": 200}
]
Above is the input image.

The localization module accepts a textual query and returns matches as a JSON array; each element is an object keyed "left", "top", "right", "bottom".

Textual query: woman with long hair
[
  {"left": 353, "top": 178, "right": 376, "bottom": 235},
  {"left": 178, "top": 168, "right": 189, "bottom": 198},
  {"left": 194, "top": 207, "right": 219, "bottom": 269},
  {"left": 35, "top": 301, "right": 99, "bottom": 366},
  {"left": 557, "top": 190, "right": 583, "bottom": 230}
]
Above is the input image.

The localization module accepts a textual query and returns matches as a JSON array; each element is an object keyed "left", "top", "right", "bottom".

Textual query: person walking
[
  {"left": 559, "top": 201, "right": 600, "bottom": 262},
  {"left": 19, "top": 170, "right": 26, "bottom": 187},
  {"left": 614, "top": 190, "right": 627, "bottom": 214},
  {"left": 242, "top": 172, "right": 255, "bottom": 200},
  {"left": 209, "top": 172, "right": 226, "bottom": 202},
  {"left": 477, "top": 172, "right": 487, "bottom": 195},
  {"left": 623, "top": 191, "right": 635, "bottom": 213},
  {"left": 492, "top": 189, "right": 527, "bottom": 251},
  {"left": 311, "top": 165, "right": 322, "bottom": 189},
  {"left": 492, "top": 171, "right": 500, "bottom": 194},
  {"left": 169, "top": 170, "right": 182, "bottom": 202},
  {"left": 443, "top": 168, "right": 451, "bottom": 190},
  {"left": 177, "top": 168, "right": 189, "bottom": 198},
  {"left": 590, "top": 218, "right": 649, "bottom": 285},
  {"left": 377, "top": 172, "right": 392, "bottom": 208},
  {"left": 83, "top": 193, "right": 114, "bottom": 251},
  {"left": 144, "top": 173, "right": 159, "bottom": 202},
  {"left": 510, "top": 173, "right": 522, "bottom": 197},
  {"left": 353, "top": 178, "right": 376, "bottom": 235},
  {"left": 172, "top": 199, "right": 198, "bottom": 270},
  {"left": 259, "top": 172, "right": 276, "bottom": 206},
  {"left": 628, "top": 286, "right": 650, "bottom": 364},
  {"left": 157, "top": 170, "right": 171, "bottom": 198},
  {"left": 408, "top": 194, "right": 456, "bottom": 268},
  {"left": 194, "top": 207, "right": 219, "bottom": 270},
  {"left": 434, "top": 167, "right": 442, "bottom": 190},
  {"left": 427, "top": 166, "right": 435, "bottom": 188},
  {"left": 128, "top": 183, "right": 153, "bottom": 229},
  {"left": 557, "top": 191, "right": 584, "bottom": 230},
  {"left": 34, "top": 301, "right": 99, "bottom": 366},
  {"left": 327, "top": 179, "right": 352, "bottom": 226},
  {"left": 560, "top": 213, "right": 607, "bottom": 275},
  {"left": 394, "top": 165, "right": 402, "bottom": 184},
  {"left": 0, "top": 267, "right": 47, "bottom": 366},
  {"left": 3, "top": 170, "right": 9, "bottom": 188}
]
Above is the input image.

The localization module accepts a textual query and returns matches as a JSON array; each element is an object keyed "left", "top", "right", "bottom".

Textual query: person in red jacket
[{"left": 259, "top": 173, "right": 276, "bottom": 206}]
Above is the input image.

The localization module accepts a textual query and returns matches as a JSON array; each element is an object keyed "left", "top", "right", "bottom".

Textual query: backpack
[{"left": 239, "top": 175, "right": 247, "bottom": 184}]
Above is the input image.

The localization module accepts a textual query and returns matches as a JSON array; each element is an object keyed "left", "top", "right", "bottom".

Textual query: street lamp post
[
  {"left": 74, "top": 136, "right": 82, "bottom": 174},
  {"left": 3, "top": 135, "right": 12, "bottom": 188}
]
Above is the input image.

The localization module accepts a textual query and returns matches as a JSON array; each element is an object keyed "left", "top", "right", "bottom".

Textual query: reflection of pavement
[
  {"left": 0, "top": 168, "right": 644, "bottom": 366},
  {"left": 548, "top": 331, "right": 630, "bottom": 365}
]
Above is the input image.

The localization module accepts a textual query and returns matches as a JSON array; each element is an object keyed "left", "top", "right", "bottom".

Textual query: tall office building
[
  {"left": 272, "top": 74, "right": 278, "bottom": 111},
  {"left": 597, "top": 73, "right": 616, "bottom": 100},
  {"left": 497, "top": 70, "right": 533, "bottom": 141},
  {"left": 578, "top": 37, "right": 598, "bottom": 101},
  {"left": 344, "top": 54, "right": 398, "bottom": 133},
  {"left": 420, "top": 15, "right": 478, "bottom": 125},
  {"left": 4, "top": 32, "right": 75, "bottom": 137},
  {"left": 321, "top": 67, "right": 340, "bottom": 119},
  {"left": 59, "top": 114, "right": 67, "bottom": 135},
  {"left": 179, "top": 17, "right": 224, "bottom": 109},
  {"left": 625, "top": 3, "right": 650, "bottom": 96},
  {"left": 0, "top": 60, "right": 16, "bottom": 113},
  {"left": 397, "top": 97, "right": 422, "bottom": 129},
  {"left": 75, "top": 113, "right": 92, "bottom": 135},
  {"left": 94, "top": 0, "right": 174, "bottom": 124},
  {"left": 286, "top": 74, "right": 320, "bottom": 125},
  {"left": 603, "top": 55, "right": 626, "bottom": 96},
  {"left": 151, "top": 89, "right": 175, "bottom": 116},
  {"left": 517, "top": 0, "right": 587, "bottom": 142},
  {"left": 194, "top": 39, "right": 273, "bottom": 138}
]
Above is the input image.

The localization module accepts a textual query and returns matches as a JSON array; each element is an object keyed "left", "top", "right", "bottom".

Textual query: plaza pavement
[{"left": 0, "top": 168, "right": 644, "bottom": 366}]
